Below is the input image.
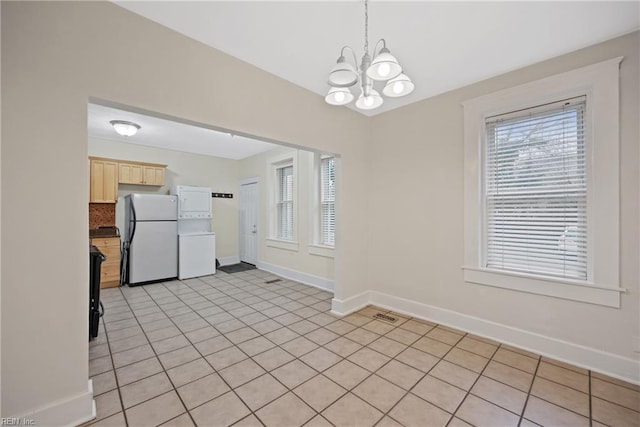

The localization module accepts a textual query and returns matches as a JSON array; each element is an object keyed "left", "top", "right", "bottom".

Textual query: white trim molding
[
  {"left": 10, "top": 380, "right": 95, "bottom": 427},
  {"left": 265, "top": 238, "right": 299, "bottom": 252},
  {"left": 257, "top": 260, "right": 334, "bottom": 291},
  {"left": 239, "top": 176, "right": 260, "bottom": 186},
  {"left": 463, "top": 267, "right": 625, "bottom": 308},
  {"left": 331, "top": 291, "right": 370, "bottom": 316},
  {"left": 218, "top": 255, "right": 240, "bottom": 266},
  {"left": 330, "top": 290, "right": 640, "bottom": 384},
  {"left": 308, "top": 244, "right": 335, "bottom": 259},
  {"left": 462, "top": 56, "right": 623, "bottom": 307}
]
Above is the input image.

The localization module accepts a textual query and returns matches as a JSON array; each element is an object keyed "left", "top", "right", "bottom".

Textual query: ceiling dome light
[
  {"left": 367, "top": 48, "right": 402, "bottom": 81},
  {"left": 355, "top": 89, "right": 383, "bottom": 110},
  {"left": 110, "top": 120, "right": 141, "bottom": 137},
  {"left": 382, "top": 73, "right": 415, "bottom": 97},
  {"left": 328, "top": 56, "right": 358, "bottom": 88},
  {"left": 325, "top": 87, "right": 354, "bottom": 106}
]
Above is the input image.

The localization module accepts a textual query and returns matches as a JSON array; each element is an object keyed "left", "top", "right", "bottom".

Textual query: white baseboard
[
  {"left": 331, "top": 291, "right": 370, "bottom": 316},
  {"left": 331, "top": 289, "right": 640, "bottom": 385},
  {"left": 218, "top": 255, "right": 240, "bottom": 266},
  {"left": 11, "top": 380, "right": 95, "bottom": 427},
  {"left": 256, "top": 260, "right": 334, "bottom": 292}
]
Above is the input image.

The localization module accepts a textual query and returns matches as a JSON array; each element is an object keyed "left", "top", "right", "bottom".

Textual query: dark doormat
[{"left": 218, "top": 262, "right": 257, "bottom": 274}]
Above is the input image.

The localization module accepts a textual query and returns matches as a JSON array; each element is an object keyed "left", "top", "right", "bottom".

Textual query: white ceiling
[
  {"left": 88, "top": 103, "right": 278, "bottom": 159},
  {"left": 114, "top": 1, "right": 639, "bottom": 117}
]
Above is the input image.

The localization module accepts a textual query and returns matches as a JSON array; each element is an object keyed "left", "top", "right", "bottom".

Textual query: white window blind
[
  {"left": 320, "top": 157, "right": 336, "bottom": 246},
  {"left": 277, "top": 164, "right": 294, "bottom": 240},
  {"left": 484, "top": 96, "right": 587, "bottom": 280}
]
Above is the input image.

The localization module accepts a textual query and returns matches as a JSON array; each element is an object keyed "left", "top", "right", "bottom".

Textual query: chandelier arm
[
  {"left": 340, "top": 46, "right": 360, "bottom": 71},
  {"left": 372, "top": 39, "right": 386, "bottom": 57}
]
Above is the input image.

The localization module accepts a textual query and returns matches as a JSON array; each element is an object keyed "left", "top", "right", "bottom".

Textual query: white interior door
[{"left": 239, "top": 182, "right": 259, "bottom": 265}]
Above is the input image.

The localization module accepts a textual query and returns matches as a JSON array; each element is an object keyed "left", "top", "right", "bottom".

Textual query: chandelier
[{"left": 325, "top": 0, "right": 414, "bottom": 110}]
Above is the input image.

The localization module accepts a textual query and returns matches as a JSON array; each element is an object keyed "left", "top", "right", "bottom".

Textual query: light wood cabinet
[
  {"left": 119, "top": 161, "right": 166, "bottom": 186},
  {"left": 118, "top": 163, "right": 143, "bottom": 185},
  {"left": 91, "top": 237, "right": 121, "bottom": 288},
  {"left": 90, "top": 158, "right": 118, "bottom": 203},
  {"left": 144, "top": 166, "right": 165, "bottom": 186}
]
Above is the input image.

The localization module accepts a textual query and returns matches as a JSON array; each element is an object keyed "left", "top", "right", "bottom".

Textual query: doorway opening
[{"left": 87, "top": 98, "right": 340, "bottom": 294}]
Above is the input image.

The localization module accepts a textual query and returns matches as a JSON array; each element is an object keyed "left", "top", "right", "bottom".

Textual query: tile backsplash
[{"left": 89, "top": 203, "right": 116, "bottom": 229}]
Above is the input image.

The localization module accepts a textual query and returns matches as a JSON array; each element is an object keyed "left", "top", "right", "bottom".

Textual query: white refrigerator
[{"left": 124, "top": 194, "right": 178, "bottom": 285}]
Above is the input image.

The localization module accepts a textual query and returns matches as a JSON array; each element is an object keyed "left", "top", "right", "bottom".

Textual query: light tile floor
[{"left": 87, "top": 269, "right": 640, "bottom": 427}]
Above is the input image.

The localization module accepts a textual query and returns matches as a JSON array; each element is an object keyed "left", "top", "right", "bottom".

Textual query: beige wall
[
  {"left": 1, "top": 1, "right": 368, "bottom": 420},
  {"left": 239, "top": 146, "right": 335, "bottom": 283},
  {"left": 88, "top": 137, "right": 240, "bottom": 260},
  {"left": 368, "top": 32, "right": 639, "bottom": 362},
  {"left": 0, "top": 2, "right": 3, "bottom": 413}
]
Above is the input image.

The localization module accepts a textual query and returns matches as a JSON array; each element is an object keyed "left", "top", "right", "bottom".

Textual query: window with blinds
[
  {"left": 277, "top": 164, "right": 294, "bottom": 240},
  {"left": 484, "top": 96, "right": 587, "bottom": 280},
  {"left": 320, "top": 157, "right": 336, "bottom": 246}
]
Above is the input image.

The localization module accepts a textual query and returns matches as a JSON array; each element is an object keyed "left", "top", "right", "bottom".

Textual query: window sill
[
  {"left": 308, "top": 244, "right": 335, "bottom": 258},
  {"left": 266, "top": 238, "right": 299, "bottom": 252},
  {"left": 462, "top": 266, "right": 625, "bottom": 308}
]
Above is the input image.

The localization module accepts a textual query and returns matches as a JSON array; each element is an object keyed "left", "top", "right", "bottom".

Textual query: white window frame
[
  {"left": 267, "top": 151, "right": 298, "bottom": 251},
  {"left": 309, "top": 153, "right": 336, "bottom": 258},
  {"left": 462, "top": 57, "right": 624, "bottom": 308}
]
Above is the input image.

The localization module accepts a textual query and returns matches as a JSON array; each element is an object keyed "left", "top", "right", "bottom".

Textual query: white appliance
[
  {"left": 171, "top": 185, "right": 216, "bottom": 279},
  {"left": 123, "top": 194, "right": 178, "bottom": 285},
  {"left": 173, "top": 185, "right": 213, "bottom": 219}
]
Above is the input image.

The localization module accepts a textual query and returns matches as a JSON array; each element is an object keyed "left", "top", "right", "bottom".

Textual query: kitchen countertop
[{"left": 89, "top": 228, "right": 120, "bottom": 239}]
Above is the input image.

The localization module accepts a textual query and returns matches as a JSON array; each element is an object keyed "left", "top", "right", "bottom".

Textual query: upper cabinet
[
  {"left": 119, "top": 161, "right": 166, "bottom": 186},
  {"left": 89, "top": 157, "right": 168, "bottom": 204},
  {"left": 90, "top": 158, "right": 118, "bottom": 203}
]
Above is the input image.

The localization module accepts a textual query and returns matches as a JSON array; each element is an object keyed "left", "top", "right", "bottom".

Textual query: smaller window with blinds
[
  {"left": 320, "top": 156, "right": 336, "bottom": 246},
  {"left": 276, "top": 163, "right": 294, "bottom": 240},
  {"left": 484, "top": 96, "right": 587, "bottom": 280}
]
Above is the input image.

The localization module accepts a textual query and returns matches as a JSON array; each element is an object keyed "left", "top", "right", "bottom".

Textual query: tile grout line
[
  {"left": 143, "top": 274, "right": 342, "bottom": 425},
  {"left": 517, "top": 351, "right": 542, "bottom": 426},
  {"left": 589, "top": 370, "right": 593, "bottom": 426},
  {"left": 162, "top": 276, "right": 385, "bottom": 426},
  {"left": 108, "top": 295, "right": 580, "bottom": 426},
  {"left": 133, "top": 278, "right": 428, "bottom": 425},
  {"left": 445, "top": 339, "right": 503, "bottom": 426},
  {"left": 99, "top": 274, "right": 638, "bottom": 427},
  {"left": 138, "top": 280, "right": 270, "bottom": 427},
  {"left": 115, "top": 285, "right": 199, "bottom": 427},
  {"left": 92, "top": 308, "right": 131, "bottom": 427},
  {"left": 375, "top": 331, "right": 466, "bottom": 427},
  {"left": 109, "top": 287, "right": 503, "bottom": 427}
]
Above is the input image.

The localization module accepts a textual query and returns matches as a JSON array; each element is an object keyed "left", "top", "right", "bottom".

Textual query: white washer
[{"left": 178, "top": 232, "right": 216, "bottom": 279}]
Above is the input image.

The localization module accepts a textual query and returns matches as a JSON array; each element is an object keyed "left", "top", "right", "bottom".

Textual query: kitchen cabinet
[
  {"left": 90, "top": 158, "right": 118, "bottom": 203},
  {"left": 90, "top": 237, "right": 121, "bottom": 288},
  {"left": 119, "top": 161, "right": 166, "bottom": 186}
]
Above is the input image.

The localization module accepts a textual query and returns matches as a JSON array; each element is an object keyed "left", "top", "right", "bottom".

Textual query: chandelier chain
[{"left": 364, "top": 0, "right": 369, "bottom": 54}]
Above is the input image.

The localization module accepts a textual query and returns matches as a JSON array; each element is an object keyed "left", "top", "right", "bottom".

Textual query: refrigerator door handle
[{"left": 130, "top": 200, "right": 137, "bottom": 244}]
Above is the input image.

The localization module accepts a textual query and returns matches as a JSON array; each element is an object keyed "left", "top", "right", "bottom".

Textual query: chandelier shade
[
  {"left": 324, "top": 0, "right": 413, "bottom": 111},
  {"left": 328, "top": 56, "right": 359, "bottom": 88},
  {"left": 355, "top": 88, "right": 383, "bottom": 110},
  {"left": 382, "top": 73, "right": 415, "bottom": 97},
  {"left": 367, "top": 48, "right": 402, "bottom": 81},
  {"left": 325, "top": 87, "right": 354, "bottom": 105}
]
